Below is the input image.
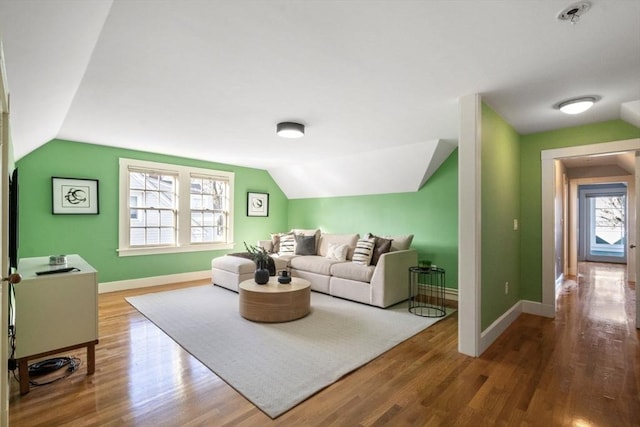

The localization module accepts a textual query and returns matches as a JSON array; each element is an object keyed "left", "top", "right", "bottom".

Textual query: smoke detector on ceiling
[{"left": 557, "top": 1, "right": 591, "bottom": 24}]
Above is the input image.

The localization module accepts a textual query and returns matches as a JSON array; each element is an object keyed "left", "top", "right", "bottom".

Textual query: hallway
[{"left": 551, "top": 262, "right": 638, "bottom": 425}]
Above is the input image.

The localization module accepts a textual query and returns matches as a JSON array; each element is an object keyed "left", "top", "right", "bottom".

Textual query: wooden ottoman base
[{"left": 239, "top": 277, "right": 311, "bottom": 322}]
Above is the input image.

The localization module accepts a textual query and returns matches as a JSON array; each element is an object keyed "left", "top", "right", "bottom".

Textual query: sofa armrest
[
  {"left": 257, "top": 240, "right": 273, "bottom": 252},
  {"left": 370, "top": 249, "right": 418, "bottom": 307}
]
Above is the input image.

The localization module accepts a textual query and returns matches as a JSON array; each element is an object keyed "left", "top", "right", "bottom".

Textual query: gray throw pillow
[
  {"left": 367, "top": 233, "right": 393, "bottom": 265},
  {"left": 295, "top": 234, "right": 316, "bottom": 255}
]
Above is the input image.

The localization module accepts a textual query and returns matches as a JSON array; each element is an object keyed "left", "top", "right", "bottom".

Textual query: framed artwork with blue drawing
[{"left": 52, "top": 177, "right": 100, "bottom": 215}]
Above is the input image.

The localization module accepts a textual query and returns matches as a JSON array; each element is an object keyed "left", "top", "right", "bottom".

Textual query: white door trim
[
  {"left": 0, "top": 39, "right": 10, "bottom": 427},
  {"left": 635, "top": 152, "right": 640, "bottom": 327}
]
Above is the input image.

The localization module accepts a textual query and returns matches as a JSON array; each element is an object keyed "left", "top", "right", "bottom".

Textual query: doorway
[
  {"left": 578, "top": 183, "right": 627, "bottom": 264},
  {"left": 541, "top": 138, "right": 640, "bottom": 330}
]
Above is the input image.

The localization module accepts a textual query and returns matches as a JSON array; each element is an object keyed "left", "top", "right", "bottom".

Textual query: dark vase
[
  {"left": 278, "top": 270, "right": 291, "bottom": 284},
  {"left": 254, "top": 263, "right": 270, "bottom": 285}
]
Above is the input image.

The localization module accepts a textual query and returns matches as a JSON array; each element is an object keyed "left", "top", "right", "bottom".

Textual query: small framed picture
[
  {"left": 247, "top": 192, "right": 269, "bottom": 217},
  {"left": 52, "top": 177, "right": 100, "bottom": 215}
]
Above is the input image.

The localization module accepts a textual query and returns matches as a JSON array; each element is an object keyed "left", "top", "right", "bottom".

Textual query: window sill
[{"left": 118, "top": 243, "right": 234, "bottom": 257}]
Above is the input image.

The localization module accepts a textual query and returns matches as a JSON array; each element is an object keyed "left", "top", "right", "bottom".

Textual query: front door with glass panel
[{"left": 578, "top": 183, "right": 627, "bottom": 264}]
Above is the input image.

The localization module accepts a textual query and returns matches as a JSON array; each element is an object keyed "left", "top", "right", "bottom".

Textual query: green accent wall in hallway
[
  {"left": 519, "top": 120, "right": 640, "bottom": 302},
  {"left": 481, "top": 104, "right": 521, "bottom": 330},
  {"left": 476, "top": 110, "right": 639, "bottom": 330}
]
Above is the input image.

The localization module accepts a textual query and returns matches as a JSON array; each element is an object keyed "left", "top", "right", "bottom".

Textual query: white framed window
[{"left": 118, "top": 158, "right": 234, "bottom": 256}]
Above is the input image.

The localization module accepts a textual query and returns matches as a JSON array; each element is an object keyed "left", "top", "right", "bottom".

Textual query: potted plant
[{"left": 244, "top": 242, "right": 271, "bottom": 284}]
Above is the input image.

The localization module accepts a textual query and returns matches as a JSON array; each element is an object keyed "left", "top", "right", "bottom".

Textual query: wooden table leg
[
  {"left": 87, "top": 343, "right": 95, "bottom": 375},
  {"left": 18, "top": 358, "right": 30, "bottom": 395},
  {"left": 15, "top": 340, "right": 98, "bottom": 394}
]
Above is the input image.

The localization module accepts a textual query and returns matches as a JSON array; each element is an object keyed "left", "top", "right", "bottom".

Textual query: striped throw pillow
[
  {"left": 352, "top": 237, "right": 376, "bottom": 265},
  {"left": 278, "top": 232, "right": 296, "bottom": 255}
]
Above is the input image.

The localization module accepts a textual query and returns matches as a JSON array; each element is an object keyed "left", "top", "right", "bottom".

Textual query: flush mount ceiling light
[
  {"left": 557, "top": 1, "right": 591, "bottom": 24},
  {"left": 276, "top": 122, "right": 305, "bottom": 138},
  {"left": 555, "top": 96, "right": 600, "bottom": 115}
]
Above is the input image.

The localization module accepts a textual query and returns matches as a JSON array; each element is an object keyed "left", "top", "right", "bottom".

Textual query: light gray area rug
[{"left": 126, "top": 285, "right": 449, "bottom": 418}]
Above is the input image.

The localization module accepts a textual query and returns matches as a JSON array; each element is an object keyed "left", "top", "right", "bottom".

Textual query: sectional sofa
[{"left": 211, "top": 229, "right": 417, "bottom": 308}]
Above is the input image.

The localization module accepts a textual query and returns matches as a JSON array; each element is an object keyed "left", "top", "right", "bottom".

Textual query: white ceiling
[{"left": 0, "top": 1, "right": 639, "bottom": 198}]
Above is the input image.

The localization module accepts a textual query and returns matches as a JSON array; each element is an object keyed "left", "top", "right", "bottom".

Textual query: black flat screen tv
[{"left": 8, "top": 168, "right": 18, "bottom": 271}]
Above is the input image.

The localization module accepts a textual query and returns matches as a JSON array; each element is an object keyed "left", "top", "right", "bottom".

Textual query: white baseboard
[
  {"left": 522, "top": 300, "right": 555, "bottom": 318},
  {"left": 479, "top": 300, "right": 522, "bottom": 354},
  {"left": 479, "top": 298, "right": 556, "bottom": 354},
  {"left": 555, "top": 273, "right": 564, "bottom": 294},
  {"left": 417, "top": 284, "right": 459, "bottom": 301},
  {"left": 99, "top": 270, "right": 211, "bottom": 294},
  {"left": 445, "top": 287, "right": 459, "bottom": 301}
]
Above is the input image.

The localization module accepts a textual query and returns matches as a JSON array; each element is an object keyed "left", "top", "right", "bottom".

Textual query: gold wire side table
[{"left": 408, "top": 266, "right": 446, "bottom": 317}]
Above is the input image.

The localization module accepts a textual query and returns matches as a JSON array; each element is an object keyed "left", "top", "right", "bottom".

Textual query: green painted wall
[
  {"left": 481, "top": 104, "right": 521, "bottom": 330},
  {"left": 15, "top": 139, "right": 288, "bottom": 283},
  {"left": 478, "top": 115, "right": 639, "bottom": 328},
  {"left": 15, "top": 118, "right": 635, "bottom": 312},
  {"left": 519, "top": 120, "right": 640, "bottom": 301},
  {"left": 287, "top": 149, "right": 459, "bottom": 288}
]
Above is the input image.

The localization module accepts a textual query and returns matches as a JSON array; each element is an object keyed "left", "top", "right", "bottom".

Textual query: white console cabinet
[{"left": 14, "top": 255, "right": 98, "bottom": 394}]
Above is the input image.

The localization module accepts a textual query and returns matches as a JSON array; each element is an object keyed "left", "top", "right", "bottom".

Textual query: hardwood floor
[{"left": 9, "top": 263, "right": 640, "bottom": 426}]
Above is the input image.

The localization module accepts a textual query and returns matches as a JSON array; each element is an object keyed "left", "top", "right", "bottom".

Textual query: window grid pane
[
  {"left": 128, "top": 170, "right": 177, "bottom": 247},
  {"left": 190, "top": 176, "right": 229, "bottom": 243},
  {"left": 593, "top": 195, "right": 625, "bottom": 246}
]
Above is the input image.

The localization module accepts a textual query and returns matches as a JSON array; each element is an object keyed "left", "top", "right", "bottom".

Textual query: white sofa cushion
[
  {"left": 211, "top": 255, "right": 255, "bottom": 274},
  {"left": 289, "top": 255, "right": 343, "bottom": 276},
  {"left": 325, "top": 243, "right": 348, "bottom": 261},
  {"left": 294, "top": 269, "right": 331, "bottom": 294},
  {"left": 273, "top": 253, "right": 296, "bottom": 263},
  {"left": 330, "top": 277, "right": 371, "bottom": 305},
  {"left": 330, "top": 262, "right": 375, "bottom": 283},
  {"left": 211, "top": 255, "right": 289, "bottom": 275},
  {"left": 317, "top": 233, "right": 359, "bottom": 257},
  {"left": 382, "top": 234, "right": 414, "bottom": 251}
]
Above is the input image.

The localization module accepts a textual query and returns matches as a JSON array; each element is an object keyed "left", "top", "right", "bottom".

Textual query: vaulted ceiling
[{"left": 0, "top": 1, "right": 638, "bottom": 198}]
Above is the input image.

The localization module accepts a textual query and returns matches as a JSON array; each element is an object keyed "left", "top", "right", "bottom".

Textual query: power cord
[
  {"left": 10, "top": 356, "right": 81, "bottom": 387},
  {"left": 7, "top": 282, "right": 17, "bottom": 371},
  {"left": 28, "top": 357, "right": 81, "bottom": 387},
  {"left": 28, "top": 358, "right": 74, "bottom": 376}
]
